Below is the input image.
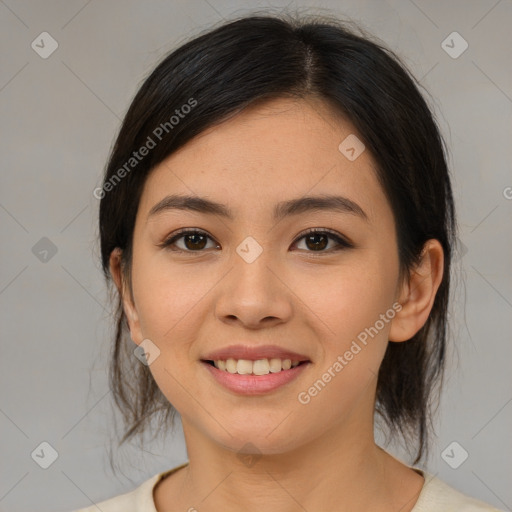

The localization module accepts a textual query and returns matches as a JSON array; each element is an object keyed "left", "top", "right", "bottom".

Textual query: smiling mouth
[{"left": 201, "top": 358, "right": 310, "bottom": 376}]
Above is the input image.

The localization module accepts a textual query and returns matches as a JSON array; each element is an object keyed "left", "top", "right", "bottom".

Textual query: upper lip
[{"left": 202, "top": 344, "right": 310, "bottom": 362}]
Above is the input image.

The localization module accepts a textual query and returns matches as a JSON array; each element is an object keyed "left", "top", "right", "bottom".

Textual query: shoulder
[
  {"left": 70, "top": 462, "right": 189, "bottom": 512},
  {"left": 70, "top": 472, "right": 163, "bottom": 512},
  {"left": 412, "top": 472, "right": 504, "bottom": 512}
]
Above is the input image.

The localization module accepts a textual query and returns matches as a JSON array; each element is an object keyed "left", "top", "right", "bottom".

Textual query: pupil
[
  {"left": 185, "top": 234, "right": 207, "bottom": 250},
  {"left": 306, "top": 234, "right": 327, "bottom": 251}
]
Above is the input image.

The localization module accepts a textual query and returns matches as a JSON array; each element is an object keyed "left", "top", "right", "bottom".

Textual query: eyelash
[{"left": 158, "top": 227, "right": 353, "bottom": 255}]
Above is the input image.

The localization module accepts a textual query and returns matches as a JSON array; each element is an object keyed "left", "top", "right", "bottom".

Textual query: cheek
[
  {"left": 131, "top": 248, "right": 213, "bottom": 343},
  {"left": 292, "top": 263, "right": 397, "bottom": 423},
  {"left": 129, "top": 258, "right": 213, "bottom": 410},
  {"left": 296, "top": 253, "right": 399, "bottom": 348}
]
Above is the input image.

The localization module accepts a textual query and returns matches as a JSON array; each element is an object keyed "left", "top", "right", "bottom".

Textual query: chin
[{"left": 211, "top": 424, "right": 307, "bottom": 457}]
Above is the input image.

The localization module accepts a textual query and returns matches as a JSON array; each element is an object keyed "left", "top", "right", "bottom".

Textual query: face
[{"left": 117, "top": 97, "right": 406, "bottom": 456}]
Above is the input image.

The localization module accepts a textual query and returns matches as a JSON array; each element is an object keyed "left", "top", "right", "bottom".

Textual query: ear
[
  {"left": 389, "top": 239, "right": 444, "bottom": 342},
  {"left": 109, "top": 248, "right": 143, "bottom": 344}
]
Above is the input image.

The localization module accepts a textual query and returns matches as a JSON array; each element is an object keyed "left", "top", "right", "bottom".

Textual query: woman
[{"left": 75, "top": 12, "right": 502, "bottom": 512}]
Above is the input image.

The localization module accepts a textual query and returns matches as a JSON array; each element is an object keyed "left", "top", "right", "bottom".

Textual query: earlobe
[
  {"left": 389, "top": 239, "right": 444, "bottom": 342},
  {"left": 109, "top": 248, "right": 143, "bottom": 344}
]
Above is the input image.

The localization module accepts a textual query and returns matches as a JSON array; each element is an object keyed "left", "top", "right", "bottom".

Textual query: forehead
[{"left": 139, "top": 97, "right": 387, "bottom": 223}]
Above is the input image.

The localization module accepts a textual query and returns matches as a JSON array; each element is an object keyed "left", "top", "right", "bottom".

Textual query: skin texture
[{"left": 110, "top": 97, "right": 444, "bottom": 512}]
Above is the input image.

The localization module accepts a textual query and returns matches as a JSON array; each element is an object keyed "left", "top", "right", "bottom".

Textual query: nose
[{"left": 214, "top": 243, "right": 293, "bottom": 330}]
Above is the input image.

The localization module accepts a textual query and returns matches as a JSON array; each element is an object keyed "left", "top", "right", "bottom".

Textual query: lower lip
[{"left": 201, "top": 361, "right": 310, "bottom": 395}]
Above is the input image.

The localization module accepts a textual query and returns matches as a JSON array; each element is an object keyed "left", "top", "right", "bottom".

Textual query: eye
[
  {"left": 159, "top": 227, "right": 353, "bottom": 254},
  {"left": 292, "top": 228, "right": 353, "bottom": 253},
  {"left": 159, "top": 229, "right": 220, "bottom": 252}
]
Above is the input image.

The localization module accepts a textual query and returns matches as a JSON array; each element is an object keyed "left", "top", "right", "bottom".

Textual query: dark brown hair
[{"left": 98, "top": 12, "right": 456, "bottom": 465}]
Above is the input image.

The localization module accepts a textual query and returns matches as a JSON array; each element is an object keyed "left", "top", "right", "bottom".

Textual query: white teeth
[
  {"left": 213, "top": 358, "right": 303, "bottom": 375},
  {"left": 269, "top": 358, "right": 282, "bottom": 373},
  {"left": 236, "top": 359, "right": 253, "bottom": 375},
  {"left": 226, "top": 358, "right": 237, "bottom": 373},
  {"left": 253, "top": 359, "right": 270, "bottom": 375}
]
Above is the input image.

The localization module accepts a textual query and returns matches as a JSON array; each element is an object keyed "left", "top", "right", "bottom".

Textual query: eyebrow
[{"left": 147, "top": 193, "right": 368, "bottom": 223}]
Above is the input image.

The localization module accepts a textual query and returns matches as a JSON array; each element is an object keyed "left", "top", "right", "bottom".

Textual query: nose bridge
[
  {"left": 232, "top": 233, "right": 280, "bottom": 294},
  {"left": 214, "top": 233, "right": 292, "bottom": 327}
]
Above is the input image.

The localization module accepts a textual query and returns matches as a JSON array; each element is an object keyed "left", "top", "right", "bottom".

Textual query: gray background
[{"left": 0, "top": 1, "right": 511, "bottom": 511}]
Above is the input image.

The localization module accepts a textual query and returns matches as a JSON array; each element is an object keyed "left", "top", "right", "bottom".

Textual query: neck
[{"left": 159, "top": 418, "right": 424, "bottom": 512}]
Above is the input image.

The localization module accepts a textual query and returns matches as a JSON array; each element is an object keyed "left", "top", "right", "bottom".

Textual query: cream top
[{"left": 72, "top": 462, "right": 503, "bottom": 511}]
